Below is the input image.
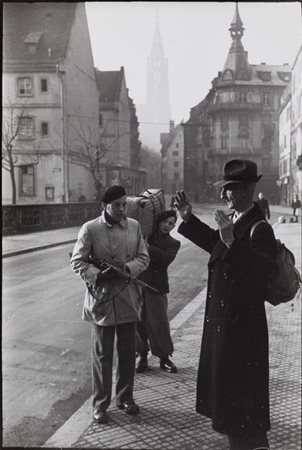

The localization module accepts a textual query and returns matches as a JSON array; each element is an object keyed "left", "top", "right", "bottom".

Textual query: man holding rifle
[{"left": 71, "top": 185, "right": 149, "bottom": 424}]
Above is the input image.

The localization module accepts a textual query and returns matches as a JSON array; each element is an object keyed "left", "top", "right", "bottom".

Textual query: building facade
[
  {"left": 160, "top": 121, "right": 184, "bottom": 195},
  {"left": 2, "top": 2, "right": 100, "bottom": 204},
  {"left": 96, "top": 68, "right": 145, "bottom": 196},
  {"left": 278, "top": 84, "right": 292, "bottom": 205},
  {"left": 183, "top": 98, "right": 211, "bottom": 202},
  {"left": 290, "top": 46, "right": 302, "bottom": 201},
  {"left": 137, "top": 17, "right": 171, "bottom": 151},
  {"left": 184, "top": 4, "right": 291, "bottom": 203}
]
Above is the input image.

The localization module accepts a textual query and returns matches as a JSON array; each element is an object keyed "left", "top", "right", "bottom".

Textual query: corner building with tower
[{"left": 183, "top": 4, "right": 291, "bottom": 203}]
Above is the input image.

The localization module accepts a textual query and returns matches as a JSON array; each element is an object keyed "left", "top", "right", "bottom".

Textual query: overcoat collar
[{"left": 99, "top": 211, "right": 128, "bottom": 229}]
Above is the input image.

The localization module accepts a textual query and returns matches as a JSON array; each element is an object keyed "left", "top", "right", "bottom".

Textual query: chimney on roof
[{"left": 169, "top": 120, "right": 175, "bottom": 132}]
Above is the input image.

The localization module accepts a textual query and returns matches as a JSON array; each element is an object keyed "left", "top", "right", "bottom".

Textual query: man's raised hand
[{"left": 174, "top": 190, "right": 192, "bottom": 222}]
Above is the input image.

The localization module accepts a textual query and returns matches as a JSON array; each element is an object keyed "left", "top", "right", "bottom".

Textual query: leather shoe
[
  {"left": 93, "top": 410, "right": 107, "bottom": 424},
  {"left": 136, "top": 355, "right": 148, "bottom": 373},
  {"left": 117, "top": 401, "right": 140, "bottom": 415},
  {"left": 160, "top": 358, "right": 178, "bottom": 373}
]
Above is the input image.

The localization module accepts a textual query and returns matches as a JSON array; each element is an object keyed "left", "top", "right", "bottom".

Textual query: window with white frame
[
  {"left": 172, "top": 151, "right": 179, "bottom": 156},
  {"left": 19, "top": 165, "right": 35, "bottom": 196},
  {"left": 45, "top": 186, "right": 54, "bottom": 200},
  {"left": 18, "top": 77, "right": 33, "bottom": 96},
  {"left": 18, "top": 116, "right": 34, "bottom": 139}
]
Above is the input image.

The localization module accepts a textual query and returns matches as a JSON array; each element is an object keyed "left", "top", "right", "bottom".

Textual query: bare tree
[
  {"left": 67, "top": 109, "right": 137, "bottom": 200},
  {"left": 2, "top": 108, "right": 23, "bottom": 204}
]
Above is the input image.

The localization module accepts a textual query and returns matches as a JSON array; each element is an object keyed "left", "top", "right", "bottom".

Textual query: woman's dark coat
[
  {"left": 141, "top": 233, "right": 180, "bottom": 294},
  {"left": 178, "top": 203, "right": 277, "bottom": 436}
]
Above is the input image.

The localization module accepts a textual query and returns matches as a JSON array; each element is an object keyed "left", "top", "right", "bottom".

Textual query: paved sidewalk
[
  {"left": 2, "top": 226, "right": 79, "bottom": 257},
  {"left": 44, "top": 221, "right": 301, "bottom": 450}
]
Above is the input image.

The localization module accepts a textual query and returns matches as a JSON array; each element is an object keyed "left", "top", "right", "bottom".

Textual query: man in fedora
[
  {"left": 71, "top": 185, "right": 149, "bottom": 424},
  {"left": 174, "top": 160, "right": 278, "bottom": 450}
]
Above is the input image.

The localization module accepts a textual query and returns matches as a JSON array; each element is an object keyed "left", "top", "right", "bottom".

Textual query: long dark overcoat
[{"left": 178, "top": 203, "right": 277, "bottom": 436}]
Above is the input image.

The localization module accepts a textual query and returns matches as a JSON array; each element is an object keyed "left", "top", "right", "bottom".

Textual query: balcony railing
[
  {"left": 2, "top": 202, "right": 103, "bottom": 236},
  {"left": 208, "top": 102, "right": 263, "bottom": 113},
  {"left": 208, "top": 147, "right": 262, "bottom": 157}
]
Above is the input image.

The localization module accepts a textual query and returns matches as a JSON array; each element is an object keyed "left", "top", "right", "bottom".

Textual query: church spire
[
  {"left": 222, "top": 3, "right": 250, "bottom": 80},
  {"left": 150, "top": 15, "right": 165, "bottom": 59}
]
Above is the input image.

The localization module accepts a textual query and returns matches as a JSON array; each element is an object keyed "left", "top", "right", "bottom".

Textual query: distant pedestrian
[
  {"left": 256, "top": 192, "right": 270, "bottom": 220},
  {"left": 70, "top": 185, "right": 149, "bottom": 424},
  {"left": 291, "top": 194, "right": 301, "bottom": 222},
  {"left": 174, "top": 160, "right": 278, "bottom": 450},
  {"left": 136, "top": 210, "right": 180, "bottom": 374},
  {"left": 78, "top": 194, "right": 87, "bottom": 202}
]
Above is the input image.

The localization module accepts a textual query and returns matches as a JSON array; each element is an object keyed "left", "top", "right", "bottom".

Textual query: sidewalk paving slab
[{"left": 44, "top": 222, "right": 301, "bottom": 450}]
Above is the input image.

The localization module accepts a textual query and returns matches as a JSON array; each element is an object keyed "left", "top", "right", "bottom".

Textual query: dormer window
[
  {"left": 257, "top": 71, "right": 271, "bottom": 82},
  {"left": 18, "top": 77, "right": 33, "bottom": 96},
  {"left": 24, "top": 31, "right": 43, "bottom": 55},
  {"left": 277, "top": 72, "right": 291, "bottom": 82},
  {"left": 221, "top": 69, "right": 234, "bottom": 82}
]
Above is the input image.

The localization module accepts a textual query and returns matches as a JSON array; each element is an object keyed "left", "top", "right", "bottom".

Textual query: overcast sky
[{"left": 85, "top": 1, "right": 302, "bottom": 125}]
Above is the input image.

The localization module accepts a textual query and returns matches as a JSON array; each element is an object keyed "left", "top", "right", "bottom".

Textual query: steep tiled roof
[
  {"left": 95, "top": 69, "right": 124, "bottom": 103},
  {"left": 3, "top": 2, "right": 77, "bottom": 63}
]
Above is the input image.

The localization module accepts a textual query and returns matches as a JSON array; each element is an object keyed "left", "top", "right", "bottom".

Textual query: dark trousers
[
  {"left": 91, "top": 322, "right": 136, "bottom": 412},
  {"left": 292, "top": 209, "right": 299, "bottom": 222},
  {"left": 136, "top": 290, "right": 174, "bottom": 359},
  {"left": 228, "top": 431, "right": 269, "bottom": 450}
]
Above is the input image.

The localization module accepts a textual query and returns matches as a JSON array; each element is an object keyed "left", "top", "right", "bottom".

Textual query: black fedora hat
[{"left": 214, "top": 159, "right": 262, "bottom": 188}]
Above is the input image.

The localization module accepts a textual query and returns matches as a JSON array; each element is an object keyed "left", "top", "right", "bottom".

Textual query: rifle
[
  {"left": 89, "top": 257, "right": 160, "bottom": 294},
  {"left": 69, "top": 252, "right": 159, "bottom": 295}
]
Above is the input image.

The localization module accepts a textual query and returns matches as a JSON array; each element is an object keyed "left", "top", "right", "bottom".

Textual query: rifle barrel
[{"left": 89, "top": 257, "right": 160, "bottom": 294}]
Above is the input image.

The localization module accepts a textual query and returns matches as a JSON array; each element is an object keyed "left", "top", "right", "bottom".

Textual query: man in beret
[
  {"left": 71, "top": 185, "right": 149, "bottom": 424},
  {"left": 174, "top": 160, "right": 277, "bottom": 449}
]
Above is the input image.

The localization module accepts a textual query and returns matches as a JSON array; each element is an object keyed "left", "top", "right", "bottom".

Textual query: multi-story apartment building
[
  {"left": 290, "top": 46, "right": 302, "bottom": 201},
  {"left": 160, "top": 121, "right": 184, "bottom": 195},
  {"left": 2, "top": 2, "right": 100, "bottom": 204},
  {"left": 184, "top": 4, "right": 291, "bottom": 203},
  {"left": 96, "top": 67, "right": 145, "bottom": 196},
  {"left": 279, "top": 84, "right": 292, "bottom": 205}
]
